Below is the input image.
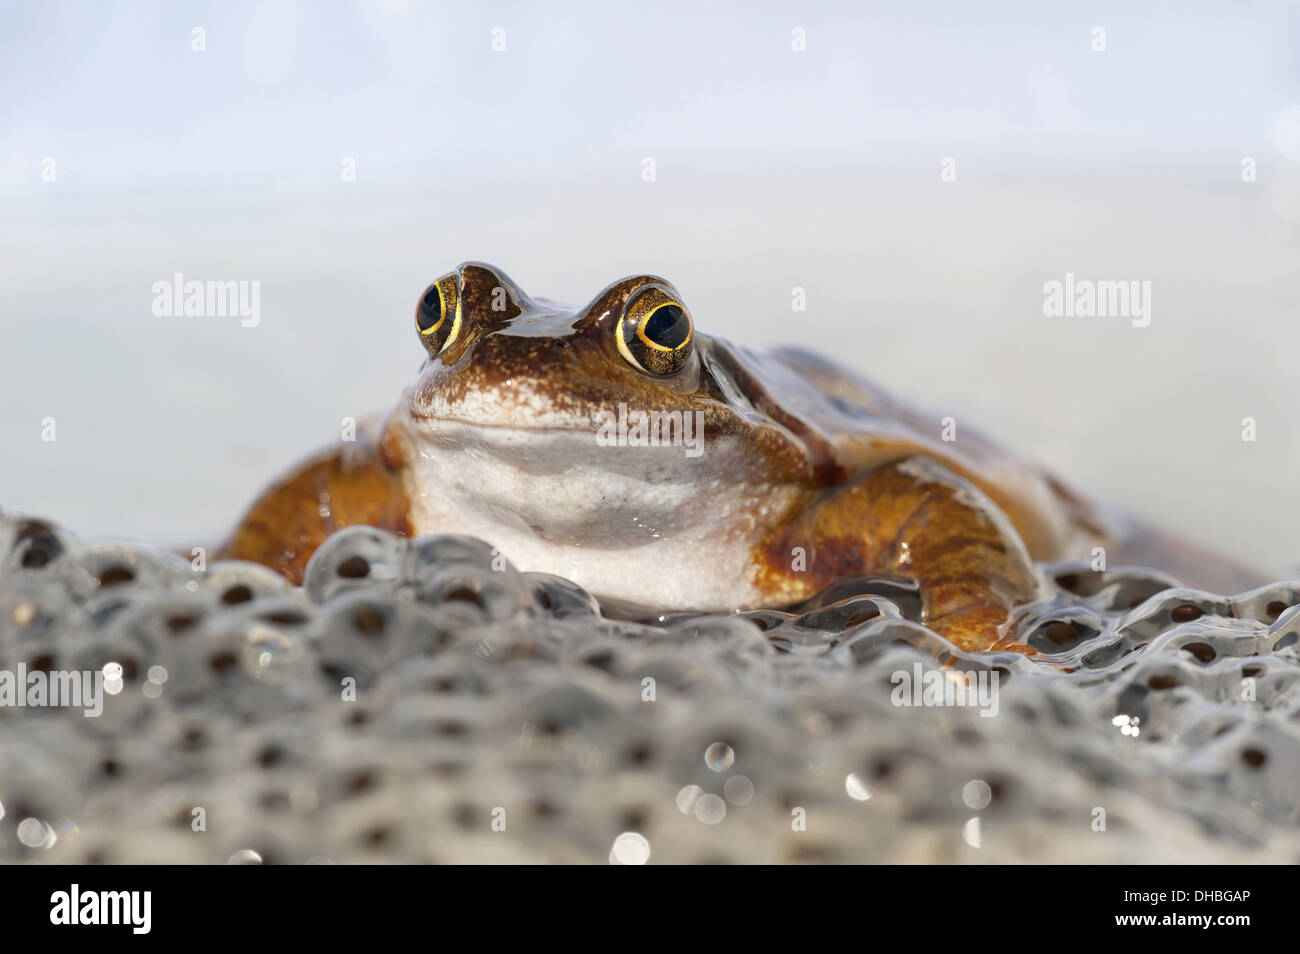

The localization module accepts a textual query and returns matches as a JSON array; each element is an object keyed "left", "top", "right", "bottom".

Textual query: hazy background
[{"left": 2, "top": 0, "right": 1298, "bottom": 576}]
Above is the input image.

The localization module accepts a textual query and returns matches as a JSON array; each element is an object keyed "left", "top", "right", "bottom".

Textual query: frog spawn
[{"left": 1, "top": 509, "right": 1299, "bottom": 863}]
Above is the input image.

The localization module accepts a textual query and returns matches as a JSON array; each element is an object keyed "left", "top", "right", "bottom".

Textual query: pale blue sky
[{"left": 1, "top": 0, "right": 1296, "bottom": 189}]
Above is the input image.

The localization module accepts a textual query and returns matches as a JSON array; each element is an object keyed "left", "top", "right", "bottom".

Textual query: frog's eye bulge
[
  {"left": 415, "top": 274, "right": 462, "bottom": 358},
  {"left": 617, "top": 285, "right": 694, "bottom": 375}
]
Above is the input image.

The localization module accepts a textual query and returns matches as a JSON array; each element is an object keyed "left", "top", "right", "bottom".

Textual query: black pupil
[
  {"left": 644, "top": 304, "right": 690, "bottom": 348},
  {"left": 417, "top": 286, "right": 443, "bottom": 331}
]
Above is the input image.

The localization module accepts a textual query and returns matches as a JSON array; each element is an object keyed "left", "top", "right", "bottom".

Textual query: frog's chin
[
  {"left": 401, "top": 415, "right": 724, "bottom": 537},
  {"left": 393, "top": 411, "right": 802, "bottom": 610}
]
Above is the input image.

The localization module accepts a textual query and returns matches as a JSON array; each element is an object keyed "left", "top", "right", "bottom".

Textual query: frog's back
[
  {"left": 746, "top": 344, "right": 1264, "bottom": 594},
  {"left": 712, "top": 341, "right": 1107, "bottom": 562}
]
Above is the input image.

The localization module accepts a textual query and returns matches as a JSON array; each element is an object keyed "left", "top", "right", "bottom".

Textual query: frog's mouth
[
  {"left": 406, "top": 375, "right": 713, "bottom": 454},
  {"left": 409, "top": 411, "right": 595, "bottom": 438},
  {"left": 407, "top": 377, "right": 645, "bottom": 435}
]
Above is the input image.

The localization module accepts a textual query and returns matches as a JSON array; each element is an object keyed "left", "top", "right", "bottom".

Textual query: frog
[{"left": 220, "top": 262, "right": 1262, "bottom": 652}]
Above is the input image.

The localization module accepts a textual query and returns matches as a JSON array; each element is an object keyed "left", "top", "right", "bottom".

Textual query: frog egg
[
  {"left": 850, "top": 746, "right": 948, "bottom": 815},
  {"left": 7, "top": 636, "right": 66, "bottom": 685},
  {"left": 197, "top": 560, "right": 297, "bottom": 609},
  {"left": 628, "top": 650, "right": 725, "bottom": 695},
  {"left": 1116, "top": 588, "right": 1237, "bottom": 644},
  {"left": 62, "top": 542, "right": 191, "bottom": 604},
  {"left": 146, "top": 622, "right": 250, "bottom": 705},
  {"left": 311, "top": 595, "right": 466, "bottom": 696},
  {"left": 314, "top": 740, "right": 402, "bottom": 809},
  {"left": 379, "top": 654, "right": 491, "bottom": 701},
  {"left": 514, "top": 681, "right": 622, "bottom": 739},
  {"left": 1022, "top": 611, "right": 1104, "bottom": 655},
  {"left": 1266, "top": 608, "right": 1300, "bottom": 655},
  {"left": 160, "top": 617, "right": 312, "bottom": 717},
  {"left": 508, "top": 618, "right": 601, "bottom": 664},
  {"left": 520, "top": 571, "right": 601, "bottom": 619},
  {"left": 414, "top": 563, "right": 533, "bottom": 622},
  {"left": 668, "top": 614, "right": 770, "bottom": 655},
  {"left": 733, "top": 607, "right": 795, "bottom": 634},
  {"left": 319, "top": 779, "right": 432, "bottom": 863},
  {"left": 0, "top": 743, "right": 87, "bottom": 860},
  {"left": 1233, "top": 658, "right": 1295, "bottom": 708},
  {"left": 831, "top": 617, "right": 943, "bottom": 668},
  {"left": 1231, "top": 585, "right": 1300, "bottom": 627},
  {"left": 608, "top": 731, "right": 662, "bottom": 773},
  {"left": 301, "top": 525, "right": 407, "bottom": 604},
  {"left": 383, "top": 691, "right": 484, "bottom": 745},
  {"left": 1092, "top": 568, "right": 1186, "bottom": 613},
  {"left": 234, "top": 723, "right": 326, "bottom": 781},
  {"left": 574, "top": 642, "right": 624, "bottom": 675},
  {"left": 1169, "top": 626, "right": 1269, "bottom": 667},
  {"left": 0, "top": 516, "right": 76, "bottom": 579},
  {"left": 405, "top": 533, "right": 505, "bottom": 576},
  {"left": 59, "top": 636, "right": 155, "bottom": 734},
  {"left": 1045, "top": 561, "right": 1110, "bottom": 599},
  {"left": 98, "top": 593, "right": 213, "bottom": 672},
  {"left": 794, "top": 595, "right": 892, "bottom": 633},
  {"left": 141, "top": 713, "right": 241, "bottom": 788},
  {"left": 80, "top": 734, "right": 168, "bottom": 793},
  {"left": 0, "top": 577, "right": 91, "bottom": 662},
  {"left": 1190, "top": 723, "right": 1300, "bottom": 824},
  {"left": 217, "top": 597, "right": 314, "bottom": 686}
]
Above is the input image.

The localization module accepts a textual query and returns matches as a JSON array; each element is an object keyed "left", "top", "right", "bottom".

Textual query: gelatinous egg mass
[{"left": 0, "top": 511, "right": 1296, "bottom": 863}]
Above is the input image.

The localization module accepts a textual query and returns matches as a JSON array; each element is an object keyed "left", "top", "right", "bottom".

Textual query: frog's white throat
[{"left": 396, "top": 414, "right": 800, "bottom": 610}]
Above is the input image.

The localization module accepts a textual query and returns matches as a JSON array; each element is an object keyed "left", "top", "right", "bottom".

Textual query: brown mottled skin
[
  {"left": 220, "top": 429, "right": 412, "bottom": 583},
  {"left": 222, "top": 262, "right": 1263, "bottom": 653},
  {"left": 759, "top": 459, "right": 1043, "bottom": 651}
]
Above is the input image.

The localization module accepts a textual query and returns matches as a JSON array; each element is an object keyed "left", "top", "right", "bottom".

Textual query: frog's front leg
[
  {"left": 220, "top": 428, "right": 412, "bottom": 584},
  {"left": 769, "top": 456, "right": 1043, "bottom": 653}
]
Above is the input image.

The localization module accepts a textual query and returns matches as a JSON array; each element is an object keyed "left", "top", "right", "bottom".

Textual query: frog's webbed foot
[{"left": 780, "top": 456, "right": 1044, "bottom": 653}]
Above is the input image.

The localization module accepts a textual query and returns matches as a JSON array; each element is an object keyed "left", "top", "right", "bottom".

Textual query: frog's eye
[
  {"left": 617, "top": 286, "right": 694, "bottom": 375},
  {"left": 415, "top": 275, "right": 462, "bottom": 358}
]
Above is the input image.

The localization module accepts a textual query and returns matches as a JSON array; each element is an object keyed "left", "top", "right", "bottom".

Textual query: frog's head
[
  {"left": 405, "top": 262, "right": 830, "bottom": 480},
  {"left": 397, "top": 262, "right": 841, "bottom": 606}
]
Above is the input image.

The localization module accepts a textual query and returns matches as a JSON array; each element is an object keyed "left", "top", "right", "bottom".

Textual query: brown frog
[{"left": 221, "top": 262, "right": 1260, "bottom": 652}]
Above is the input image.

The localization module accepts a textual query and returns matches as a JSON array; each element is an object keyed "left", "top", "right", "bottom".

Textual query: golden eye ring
[
  {"left": 415, "top": 274, "right": 463, "bottom": 358},
  {"left": 617, "top": 286, "right": 693, "bottom": 375}
]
